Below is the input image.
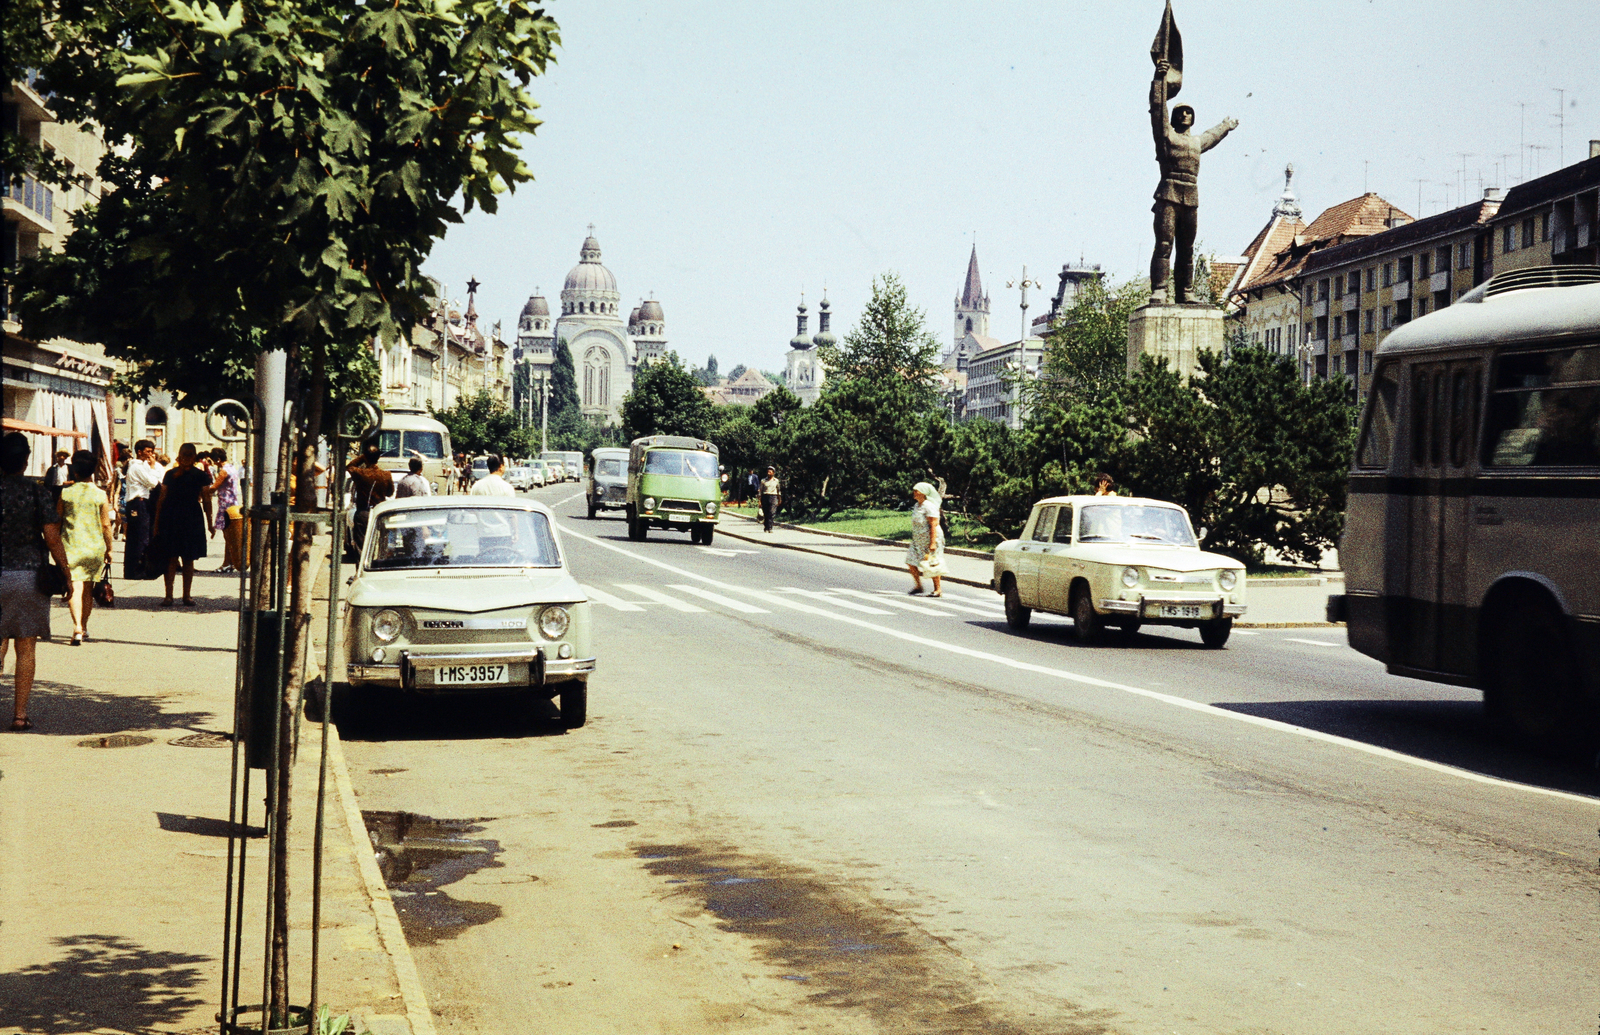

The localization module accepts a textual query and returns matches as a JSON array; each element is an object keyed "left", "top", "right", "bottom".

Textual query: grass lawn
[{"left": 723, "top": 503, "right": 1001, "bottom": 552}]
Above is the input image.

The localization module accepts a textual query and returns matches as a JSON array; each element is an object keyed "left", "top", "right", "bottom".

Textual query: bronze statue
[{"left": 1148, "top": 2, "right": 1237, "bottom": 304}]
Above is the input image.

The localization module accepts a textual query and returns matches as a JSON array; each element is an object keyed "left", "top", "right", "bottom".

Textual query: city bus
[
  {"left": 373, "top": 406, "right": 455, "bottom": 495},
  {"left": 1328, "top": 265, "right": 1600, "bottom": 750}
]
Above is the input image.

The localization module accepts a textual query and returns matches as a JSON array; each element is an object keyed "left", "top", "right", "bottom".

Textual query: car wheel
[
  {"left": 1198, "top": 616, "right": 1232, "bottom": 648},
  {"left": 587, "top": 497, "right": 597, "bottom": 519},
  {"left": 561, "top": 681, "right": 588, "bottom": 729},
  {"left": 1003, "top": 580, "right": 1031, "bottom": 631},
  {"left": 700, "top": 524, "right": 714, "bottom": 545},
  {"left": 1071, "top": 587, "right": 1102, "bottom": 645}
]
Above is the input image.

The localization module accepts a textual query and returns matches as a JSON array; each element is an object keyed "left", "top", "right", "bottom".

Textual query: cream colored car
[{"left": 991, "top": 495, "right": 1247, "bottom": 647}]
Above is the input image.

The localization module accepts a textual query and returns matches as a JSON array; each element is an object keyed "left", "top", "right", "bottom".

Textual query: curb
[
  {"left": 715, "top": 518, "right": 993, "bottom": 591},
  {"left": 327, "top": 723, "right": 439, "bottom": 1035},
  {"left": 723, "top": 511, "right": 994, "bottom": 558}
]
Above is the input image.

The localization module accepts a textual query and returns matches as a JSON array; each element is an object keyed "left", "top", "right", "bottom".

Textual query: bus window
[
  {"left": 376, "top": 430, "right": 402, "bottom": 458},
  {"left": 404, "top": 431, "right": 445, "bottom": 458},
  {"left": 1429, "top": 372, "right": 1445, "bottom": 468},
  {"left": 1449, "top": 368, "right": 1478, "bottom": 468},
  {"left": 1485, "top": 345, "right": 1600, "bottom": 467},
  {"left": 1357, "top": 364, "right": 1400, "bottom": 468},
  {"left": 1410, "top": 369, "right": 1432, "bottom": 468}
]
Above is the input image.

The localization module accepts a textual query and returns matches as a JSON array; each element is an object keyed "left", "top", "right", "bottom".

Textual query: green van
[{"left": 625, "top": 435, "right": 723, "bottom": 544}]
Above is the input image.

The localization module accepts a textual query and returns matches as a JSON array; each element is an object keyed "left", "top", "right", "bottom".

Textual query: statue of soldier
[{"left": 1149, "top": 56, "right": 1237, "bottom": 304}]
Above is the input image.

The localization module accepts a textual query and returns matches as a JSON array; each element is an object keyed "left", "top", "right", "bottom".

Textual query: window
[
  {"left": 1541, "top": 211, "right": 1551, "bottom": 241},
  {"left": 1382, "top": 305, "right": 1393, "bottom": 329},
  {"left": 1398, "top": 256, "right": 1413, "bottom": 283},
  {"left": 1316, "top": 315, "right": 1328, "bottom": 340},
  {"left": 1333, "top": 315, "right": 1343, "bottom": 338},
  {"left": 1449, "top": 367, "right": 1480, "bottom": 468},
  {"left": 1305, "top": 284, "right": 1316, "bottom": 305},
  {"left": 1362, "top": 350, "right": 1374, "bottom": 374},
  {"left": 1364, "top": 309, "right": 1375, "bottom": 334},
  {"left": 1382, "top": 263, "right": 1393, "bottom": 287},
  {"left": 1419, "top": 253, "right": 1431, "bottom": 278},
  {"left": 1334, "top": 274, "right": 1344, "bottom": 296},
  {"left": 1417, "top": 297, "right": 1429, "bottom": 317},
  {"left": 1485, "top": 346, "right": 1600, "bottom": 467},
  {"left": 1358, "top": 364, "right": 1399, "bottom": 469},
  {"left": 1459, "top": 242, "right": 1473, "bottom": 269},
  {"left": 1318, "top": 279, "right": 1330, "bottom": 301},
  {"left": 1521, "top": 218, "right": 1535, "bottom": 248},
  {"left": 1503, "top": 225, "right": 1516, "bottom": 253},
  {"left": 1030, "top": 506, "right": 1057, "bottom": 542},
  {"left": 1052, "top": 505, "right": 1074, "bottom": 544},
  {"left": 1304, "top": 321, "right": 1313, "bottom": 344},
  {"left": 1436, "top": 246, "right": 1452, "bottom": 273},
  {"left": 1396, "top": 299, "right": 1412, "bottom": 324},
  {"left": 1366, "top": 267, "right": 1377, "bottom": 292}
]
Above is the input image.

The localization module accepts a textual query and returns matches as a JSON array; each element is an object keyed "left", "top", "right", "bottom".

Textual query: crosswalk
[{"left": 577, "top": 581, "right": 1009, "bottom": 622}]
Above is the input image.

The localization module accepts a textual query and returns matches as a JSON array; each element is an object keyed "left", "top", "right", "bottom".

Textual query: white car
[
  {"left": 507, "top": 465, "right": 534, "bottom": 491},
  {"left": 341, "top": 496, "right": 595, "bottom": 726},
  {"left": 992, "top": 495, "right": 1247, "bottom": 647},
  {"left": 527, "top": 461, "right": 548, "bottom": 488}
]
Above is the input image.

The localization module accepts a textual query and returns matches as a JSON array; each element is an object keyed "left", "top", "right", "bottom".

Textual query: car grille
[
  {"left": 605, "top": 486, "right": 626, "bottom": 500},
  {"left": 660, "top": 499, "right": 702, "bottom": 512}
]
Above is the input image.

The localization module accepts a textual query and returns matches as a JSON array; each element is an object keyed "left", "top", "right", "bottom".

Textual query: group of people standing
[{"left": 124, "top": 439, "right": 247, "bottom": 605}]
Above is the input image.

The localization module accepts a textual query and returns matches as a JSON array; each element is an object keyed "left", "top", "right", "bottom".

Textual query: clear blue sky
[{"left": 423, "top": 0, "right": 1594, "bottom": 375}]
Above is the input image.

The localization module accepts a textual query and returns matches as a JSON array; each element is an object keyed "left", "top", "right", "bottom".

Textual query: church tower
[
  {"left": 954, "top": 245, "right": 990, "bottom": 344},
  {"left": 785, "top": 294, "right": 825, "bottom": 407}
]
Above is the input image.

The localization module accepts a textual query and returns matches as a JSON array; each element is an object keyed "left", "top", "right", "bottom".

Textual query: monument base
[{"left": 1127, "top": 303, "right": 1227, "bottom": 379}]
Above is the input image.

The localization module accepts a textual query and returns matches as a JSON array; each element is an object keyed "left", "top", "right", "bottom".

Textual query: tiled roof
[
  {"left": 1301, "top": 193, "right": 1410, "bottom": 242},
  {"left": 1234, "top": 215, "right": 1307, "bottom": 293},
  {"left": 1304, "top": 197, "right": 1500, "bottom": 274},
  {"left": 1497, "top": 154, "right": 1600, "bottom": 220}
]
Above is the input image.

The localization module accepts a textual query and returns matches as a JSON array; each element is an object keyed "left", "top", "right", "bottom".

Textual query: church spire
[
  {"left": 959, "top": 245, "right": 987, "bottom": 309},
  {"left": 1272, "top": 164, "right": 1303, "bottom": 220}
]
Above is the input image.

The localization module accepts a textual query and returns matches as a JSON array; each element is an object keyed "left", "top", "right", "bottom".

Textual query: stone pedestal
[{"left": 1127, "top": 303, "right": 1226, "bottom": 378}]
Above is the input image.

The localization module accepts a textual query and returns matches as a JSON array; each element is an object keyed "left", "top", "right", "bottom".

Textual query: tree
[
  {"left": 620, "top": 352, "right": 715, "bottom": 440},
  {"left": 549, "top": 338, "right": 581, "bottom": 419},
  {"left": 726, "top": 363, "right": 748, "bottom": 381},
  {"left": 432, "top": 389, "right": 520, "bottom": 457}
]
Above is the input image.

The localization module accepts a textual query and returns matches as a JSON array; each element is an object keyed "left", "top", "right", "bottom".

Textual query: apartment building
[{"left": 1488, "top": 145, "right": 1600, "bottom": 274}]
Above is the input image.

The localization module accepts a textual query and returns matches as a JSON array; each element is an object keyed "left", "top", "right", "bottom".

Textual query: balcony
[
  {"left": 1312, "top": 299, "right": 1328, "bottom": 318},
  {"left": 1342, "top": 333, "right": 1359, "bottom": 351},
  {"left": 1430, "top": 271, "right": 1450, "bottom": 293},
  {"left": 1, "top": 175, "right": 55, "bottom": 234},
  {"left": 1391, "top": 280, "right": 1410, "bottom": 301},
  {"left": 1343, "top": 292, "right": 1360, "bottom": 311},
  {"left": 1310, "top": 338, "right": 1327, "bottom": 357}
]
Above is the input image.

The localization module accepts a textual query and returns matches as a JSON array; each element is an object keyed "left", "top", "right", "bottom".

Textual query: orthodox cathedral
[{"left": 514, "top": 228, "right": 667, "bottom": 424}]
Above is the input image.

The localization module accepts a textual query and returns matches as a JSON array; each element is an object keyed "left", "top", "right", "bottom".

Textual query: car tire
[
  {"left": 1198, "top": 616, "right": 1232, "bottom": 649},
  {"left": 1003, "top": 580, "right": 1031, "bottom": 631},
  {"left": 561, "top": 681, "right": 588, "bottom": 729},
  {"left": 1071, "top": 588, "right": 1102, "bottom": 645},
  {"left": 700, "top": 524, "right": 714, "bottom": 545},
  {"left": 587, "top": 498, "right": 597, "bottom": 520}
]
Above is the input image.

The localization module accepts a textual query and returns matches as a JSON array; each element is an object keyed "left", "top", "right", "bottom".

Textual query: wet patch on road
[
  {"left": 77, "top": 734, "right": 155, "bottom": 749},
  {"left": 633, "top": 841, "right": 1116, "bottom": 1035},
  {"left": 362, "top": 810, "right": 504, "bottom": 945}
]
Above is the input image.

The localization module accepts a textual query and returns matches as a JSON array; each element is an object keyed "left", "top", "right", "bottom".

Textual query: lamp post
[
  {"left": 1006, "top": 265, "right": 1043, "bottom": 430},
  {"left": 532, "top": 369, "right": 550, "bottom": 453}
]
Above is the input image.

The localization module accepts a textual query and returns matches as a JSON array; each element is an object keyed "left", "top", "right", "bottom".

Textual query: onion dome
[
  {"left": 628, "top": 305, "right": 642, "bottom": 329},
  {"left": 789, "top": 299, "right": 811, "bottom": 350},
  {"left": 811, "top": 296, "right": 836, "bottom": 349},
  {"left": 639, "top": 299, "right": 664, "bottom": 323},
  {"left": 521, "top": 295, "right": 549, "bottom": 318}
]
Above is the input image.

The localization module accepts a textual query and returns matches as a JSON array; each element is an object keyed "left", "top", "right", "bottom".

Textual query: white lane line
[
  {"left": 867, "top": 590, "right": 1001, "bottom": 617},
  {"left": 834, "top": 589, "right": 954, "bottom": 616},
  {"left": 668, "top": 584, "right": 771, "bottom": 614},
  {"left": 555, "top": 521, "right": 1597, "bottom": 806},
  {"left": 578, "top": 584, "right": 646, "bottom": 611},
  {"left": 555, "top": 491, "right": 585, "bottom": 508},
  {"left": 1284, "top": 637, "right": 1338, "bottom": 647},
  {"left": 1231, "top": 630, "right": 1260, "bottom": 636},
  {"left": 774, "top": 587, "right": 897, "bottom": 614},
  {"left": 614, "top": 583, "right": 706, "bottom": 612},
  {"left": 939, "top": 592, "right": 1007, "bottom": 611}
]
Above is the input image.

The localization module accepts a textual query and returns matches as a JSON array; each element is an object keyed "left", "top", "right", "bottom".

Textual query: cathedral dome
[
  {"left": 639, "top": 300, "right": 664, "bottom": 323},
  {"left": 521, "top": 295, "right": 549, "bottom": 318},
  {"left": 811, "top": 297, "right": 836, "bottom": 348},
  {"left": 563, "top": 233, "right": 618, "bottom": 295},
  {"left": 789, "top": 300, "right": 811, "bottom": 350}
]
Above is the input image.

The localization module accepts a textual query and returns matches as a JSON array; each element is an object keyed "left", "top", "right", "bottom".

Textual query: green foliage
[
  {"left": 1031, "top": 277, "right": 1149, "bottom": 407},
  {"left": 620, "top": 353, "right": 715, "bottom": 440},
  {"left": 432, "top": 390, "right": 520, "bottom": 458},
  {"left": 549, "top": 339, "right": 581, "bottom": 419},
  {"left": 548, "top": 409, "right": 622, "bottom": 454},
  {"left": 726, "top": 363, "right": 748, "bottom": 381}
]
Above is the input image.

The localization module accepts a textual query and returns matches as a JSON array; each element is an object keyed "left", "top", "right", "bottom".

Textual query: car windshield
[
  {"left": 643, "top": 450, "right": 717, "bottom": 478},
  {"left": 471, "top": 458, "right": 487, "bottom": 471},
  {"left": 597, "top": 458, "right": 624, "bottom": 477},
  {"left": 368, "top": 507, "right": 561, "bottom": 569},
  {"left": 1076, "top": 505, "right": 1195, "bottom": 546}
]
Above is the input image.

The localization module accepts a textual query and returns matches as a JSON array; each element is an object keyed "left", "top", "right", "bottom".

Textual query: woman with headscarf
[{"left": 906, "top": 481, "right": 948, "bottom": 597}]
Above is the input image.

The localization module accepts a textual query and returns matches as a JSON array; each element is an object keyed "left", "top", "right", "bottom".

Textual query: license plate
[
  {"left": 433, "top": 664, "right": 509, "bottom": 685},
  {"left": 1160, "top": 604, "right": 1204, "bottom": 619},
  {"left": 668, "top": 513, "right": 691, "bottom": 522}
]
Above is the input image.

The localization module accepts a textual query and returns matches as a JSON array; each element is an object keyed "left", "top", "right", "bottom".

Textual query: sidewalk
[
  {"left": 0, "top": 539, "right": 426, "bottom": 1035},
  {"left": 716, "top": 512, "right": 1339, "bottom": 627}
]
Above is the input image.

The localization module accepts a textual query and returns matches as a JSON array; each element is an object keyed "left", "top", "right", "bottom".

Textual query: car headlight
[
  {"left": 430, "top": 481, "right": 440, "bottom": 493},
  {"left": 1218, "top": 569, "right": 1238, "bottom": 591},
  {"left": 1121, "top": 566, "right": 1139, "bottom": 588},
  {"left": 643, "top": 497, "right": 656, "bottom": 511},
  {"left": 371, "top": 609, "right": 403, "bottom": 642},
  {"left": 536, "top": 605, "right": 570, "bottom": 640},
  {"left": 705, "top": 501, "right": 718, "bottom": 514}
]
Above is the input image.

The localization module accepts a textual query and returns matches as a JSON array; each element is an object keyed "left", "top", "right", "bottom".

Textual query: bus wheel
[{"left": 1485, "top": 591, "right": 1586, "bottom": 751}]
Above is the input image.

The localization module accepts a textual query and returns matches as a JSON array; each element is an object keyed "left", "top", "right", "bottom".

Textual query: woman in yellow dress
[{"left": 57, "top": 450, "right": 114, "bottom": 645}]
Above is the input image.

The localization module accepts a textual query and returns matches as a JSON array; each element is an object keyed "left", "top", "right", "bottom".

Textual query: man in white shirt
[
  {"left": 468, "top": 454, "right": 516, "bottom": 497},
  {"left": 122, "top": 439, "right": 166, "bottom": 578},
  {"left": 394, "top": 454, "right": 433, "bottom": 499}
]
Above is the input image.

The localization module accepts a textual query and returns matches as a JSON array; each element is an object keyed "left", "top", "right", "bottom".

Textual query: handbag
[
  {"left": 93, "top": 570, "right": 115, "bottom": 606},
  {"left": 35, "top": 561, "right": 68, "bottom": 597}
]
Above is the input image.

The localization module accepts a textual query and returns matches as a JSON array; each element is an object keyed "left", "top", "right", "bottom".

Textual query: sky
[{"left": 421, "top": 0, "right": 1596, "bottom": 376}]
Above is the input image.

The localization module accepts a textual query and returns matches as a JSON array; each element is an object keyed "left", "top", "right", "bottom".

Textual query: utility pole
[
  {"left": 539, "top": 370, "right": 549, "bottom": 453},
  {"left": 1517, "top": 101, "right": 1529, "bottom": 182},
  {"left": 1005, "top": 266, "right": 1043, "bottom": 431},
  {"left": 1552, "top": 88, "right": 1566, "bottom": 168}
]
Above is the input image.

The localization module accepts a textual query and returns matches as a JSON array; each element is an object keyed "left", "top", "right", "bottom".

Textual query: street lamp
[
  {"left": 530, "top": 369, "right": 550, "bottom": 453},
  {"left": 1006, "top": 265, "right": 1044, "bottom": 430}
]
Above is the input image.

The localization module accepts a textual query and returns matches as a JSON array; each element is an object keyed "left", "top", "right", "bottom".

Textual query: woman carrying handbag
[
  {"left": 1, "top": 432, "right": 71, "bottom": 731},
  {"left": 58, "top": 450, "right": 114, "bottom": 645}
]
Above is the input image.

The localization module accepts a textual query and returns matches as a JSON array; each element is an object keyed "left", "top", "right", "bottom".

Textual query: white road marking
[
  {"left": 1231, "top": 630, "right": 1260, "bottom": 636},
  {"left": 668, "top": 584, "right": 771, "bottom": 613},
  {"left": 614, "top": 583, "right": 705, "bottom": 612},
  {"left": 833, "top": 588, "right": 954, "bottom": 616},
  {"left": 555, "top": 491, "right": 585, "bottom": 508},
  {"left": 578, "top": 584, "right": 645, "bottom": 612},
  {"left": 867, "top": 590, "right": 1001, "bottom": 617},
  {"left": 556, "top": 519, "right": 1598, "bottom": 807},
  {"left": 1284, "top": 637, "right": 1338, "bottom": 647},
  {"left": 695, "top": 546, "right": 757, "bottom": 557},
  {"left": 774, "top": 587, "right": 896, "bottom": 614}
]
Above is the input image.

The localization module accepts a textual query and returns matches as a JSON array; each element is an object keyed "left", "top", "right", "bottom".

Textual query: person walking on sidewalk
[
  {"left": 122, "top": 439, "right": 164, "bottom": 579},
  {"left": 58, "top": 450, "right": 113, "bottom": 645},
  {"left": 905, "top": 481, "right": 948, "bottom": 597},
  {"left": 759, "top": 466, "right": 781, "bottom": 533},
  {"left": 206, "top": 447, "right": 244, "bottom": 572},
  {"left": 151, "top": 443, "right": 213, "bottom": 606},
  {"left": 1, "top": 432, "right": 71, "bottom": 731},
  {"left": 346, "top": 438, "right": 395, "bottom": 554}
]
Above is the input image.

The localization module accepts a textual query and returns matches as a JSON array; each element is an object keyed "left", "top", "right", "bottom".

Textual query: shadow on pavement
[
  {"left": 24, "top": 679, "right": 216, "bottom": 737},
  {"left": 1213, "top": 697, "right": 1600, "bottom": 798},
  {"left": 80, "top": 636, "right": 237, "bottom": 654},
  {"left": 157, "top": 812, "right": 265, "bottom": 838},
  {"left": 332, "top": 688, "right": 569, "bottom": 742},
  {"left": 0, "top": 934, "right": 210, "bottom": 1035}
]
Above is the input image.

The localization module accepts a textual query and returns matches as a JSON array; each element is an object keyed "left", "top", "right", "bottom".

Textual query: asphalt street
[{"left": 338, "top": 482, "right": 1600, "bottom": 1035}]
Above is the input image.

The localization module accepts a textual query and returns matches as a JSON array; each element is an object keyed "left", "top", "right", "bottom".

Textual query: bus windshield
[{"left": 643, "top": 450, "right": 717, "bottom": 478}]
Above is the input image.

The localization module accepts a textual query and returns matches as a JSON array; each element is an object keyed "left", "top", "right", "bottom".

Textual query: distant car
[
  {"left": 507, "top": 466, "right": 534, "bottom": 491},
  {"left": 992, "top": 495, "right": 1247, "bottom": 647},
  {"left": 469, "top": 456, "right": 490, "bottom": 483},
  {"left": 540, "top": 451, "right": 581, "bottom": 482},
  {"left": 586, "top": 447, "right": 630, "bottom": 519},
  {"left": 527, "top": 460, "right": 548, "bottom": 487},
  {"left": 342, "top": 496, "right": 595, "bottom": 726}
]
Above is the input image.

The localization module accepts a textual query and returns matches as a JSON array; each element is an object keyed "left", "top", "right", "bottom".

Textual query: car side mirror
[{"left": 1196, "top": 526, "right": 1208, "bottom": 542}]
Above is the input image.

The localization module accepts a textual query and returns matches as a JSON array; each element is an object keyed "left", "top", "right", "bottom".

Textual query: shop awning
[{"left": 1, "top": 417, "right": 87, "bottom": 438}]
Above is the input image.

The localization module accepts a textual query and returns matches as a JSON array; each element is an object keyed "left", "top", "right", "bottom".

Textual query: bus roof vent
[{"left": 1483, "top": 264, "right": 1600, "bottom": 298}]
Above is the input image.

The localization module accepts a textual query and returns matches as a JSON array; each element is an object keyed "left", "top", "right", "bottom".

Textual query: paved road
[{"left": 339, "top": 483, "right": 1599, "bottom": 1035}]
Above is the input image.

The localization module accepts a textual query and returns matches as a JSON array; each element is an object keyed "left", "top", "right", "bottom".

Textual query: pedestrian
[
  {"left": 122, "top": 439, "right": 165, "bottom": 579},
  {"left": 745, "top": 468, "right": 758, "bottom": 506},
  {"left": 57, "top": 449, "right": 113, "bottom": 645},
  {"left": 469, "top": 454, "right": 515, "bottom": 497},
  {"left": 394, "top": 454, "right": 433, "bottom": 499},
  {"left": 0, "top": 432, "right": 72, "bottom": 731},
  {"left": 905, "top": 481, "right": 947, "bottom": 597},
  {"left": 151, "top": 442, "right": 213, "bottom": 606},
  {"left": 1092, "top": 472, "right": 1117, "bottom": 497},
  {"left": 43, "top": 449, "right": 71, "bottom": 499},
  {"left": 206, "top": 447, "right": 245, "bottom": 572},
  {"left": 759, "top": 465, "right": 781, "bottom": 532},
  {"left": 346, "top": 437, "right": 395, "bottom": 553}
]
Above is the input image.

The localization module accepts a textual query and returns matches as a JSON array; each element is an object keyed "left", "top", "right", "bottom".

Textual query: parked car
[
  {"left": 527, "top": 460, "right": 548, "bottom": 488},
  {"left": 469, "top": 456, "right": 490, "bottom": 483},
  {"left": 992, "top": 495, "right": 1247, "bottom": 647},
  {"left": 506, "top": 465, "right": 534, "bottom": 491},
  {"left": 586, "top": 447, "right": 630, "bottom": 519},
  {"left": 625, "top": 435, "right": 723, "bottom": 544},
  {"left": 540, "top": 450, "right": 582, "bottom": 482},
  {"left": 341, "top": 496, "right": 594, "bottom": 726}
]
